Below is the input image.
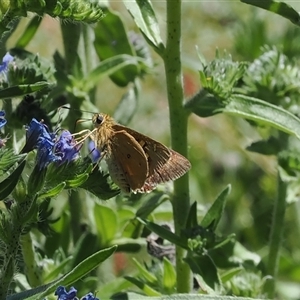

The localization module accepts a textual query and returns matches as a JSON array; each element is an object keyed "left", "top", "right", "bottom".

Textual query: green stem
[
  {"left": 265, "top": 170, "right": 287, "bottom": 298},
  {"left": 163, "top": 0, "right": 191, "bottom": 293},
  {"left": 266, "top": 132, "right": 288, "bottom": 298},
  {"left": 21, "top": 232, "right": 42, "bottom": 287},
  {"left": 80, "top": 24, "right": 97, "bottom": 104},
  {"left": 68, "top": 190, "right": 87, "bottom": 244},
  {"left": 60, "top": 22, "right": 81, "bottom": 73},
  {"left": 0, "top": 233, "right": 19, "bottom": 300}
]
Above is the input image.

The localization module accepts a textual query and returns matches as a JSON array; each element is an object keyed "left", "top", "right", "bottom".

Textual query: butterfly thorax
[{"left": 91, "top": 113, "right": 116, "bottom": 151}]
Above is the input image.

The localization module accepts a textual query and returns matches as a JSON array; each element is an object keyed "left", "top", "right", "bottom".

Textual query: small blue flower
[
  {"left": 0, "top": 110, "right": 7, "bottom": 129},
  {"left": 0, "top": 52, "right": 14, "bottom": 73},
  {"left": 55, "top": 286, "right": 78, "bottom": 300},
  {"left": 36, "top": 137, "right": 61, "bottom": 170},
  {"left": 0, "top": 110, "right": 7, "bottom": 148},
  {"left": 88, "top": 140, "right": 101, "bottom": 163},
  {"left": 81, "top": 292, "right": 99, "bottom": 300},
  {"left": 23, "top": 118, "right": 55, "bottom": 153},
  {"left": 54, "top": 130, "right": 82, "bottom": 164}
]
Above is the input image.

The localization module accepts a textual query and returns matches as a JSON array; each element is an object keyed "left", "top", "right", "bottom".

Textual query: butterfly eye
[{"left": 96, "top": 115, "right": 103, "bottom": 125}]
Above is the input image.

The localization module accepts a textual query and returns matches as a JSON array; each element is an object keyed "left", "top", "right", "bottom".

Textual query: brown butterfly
[{"left": 83, "top": 113, "right": 191, "bottom": 193}]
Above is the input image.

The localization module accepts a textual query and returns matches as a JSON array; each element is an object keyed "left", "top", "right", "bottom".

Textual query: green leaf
[
  {"left": 132, "top": 257, "right": 157, "bottom": 284},
  {"left": 83, "top": 54, "right": 143, "bottom": 91},
  {"left": 185, "top": 89, "right": 224, "bottom": 117},
  {"left": 15, "top": 15, "right": 42, "bottom": 48},
  {"left": 65, "top": 173, "right": 89, "bottom": 188},
  {"left": 0, "top": 82, "right": 51, "bottom": 99},
  {"left": 0, "top": 159, "right": 26, "bottom": 201},
  {"left": 94, "top": 8, "right": 139, "bottom": 87},
  {"left": 0, "top": 149, "right": 26, "bottom": 174},
  {"left": 38, "top": 182, "right": 66, "bottom": 200},
  {"left": 241, "top": 0, "right": 300, "bottom": 26},
  {"left": 221, "top": 267, "right": 243, "bottom": 283},
  {"left": 113, "top": 83, "right": 139, "bottom": 125},
  {"left": 138, "top": 218, "right": 188, "bottom": 249},
  {"left": 224, "top": 94, "right": 300, "bottom": 139},
  {"left": 70, "top": 232, "right": 99, "bottom": 269},
  {"left": 163, "top": 257, "right": 176, "bottom": 291},
  {"left": 246, "top": 136, "right": 282, "bottom": 155},
  {"left": 185, "top": 254, "right": 221, "bottom": 290},
  {"left": 124, "top": 276, "right": 161, "bottom": 297},
  {"left": 23, "top": 246, "right": 117, "bottom": 300},
  {"left": 124, "top": 0, "right": 164, "bottom": 54},
  {"left": 136, "top": 192, "right": 169, "bottom": 219},
  {"left": 201, "top": 185, "right": 231, "bottom": 230},
  {"left": 186, "top": 201, "right": 198, "bottom": 229},
  {"left": 94, "top": 204, "right": 117, "bottom": 247},
  {"left": 189, "top": 92, "right": 300, "bottom": 139},
  {"left": 43, "top": 256, "right": 73, "bottom": 283},
  {"left": 80, "top": 165, "right": 120, "bottom": 200},
  {"left": 112, "top": 237, "right": 144, "bottom": 252}
]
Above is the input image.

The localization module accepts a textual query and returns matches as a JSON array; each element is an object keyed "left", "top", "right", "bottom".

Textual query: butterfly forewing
[
  {"left": 112, "top": 124, "right": 191, "bottom": 192},
  {"left": 109, "top": 130, "right": 148, "bottom": 192}
]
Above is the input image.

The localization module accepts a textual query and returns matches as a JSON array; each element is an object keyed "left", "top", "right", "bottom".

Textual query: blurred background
[{"left": 5, "top": 0, "right": 300, "bottom": 298}]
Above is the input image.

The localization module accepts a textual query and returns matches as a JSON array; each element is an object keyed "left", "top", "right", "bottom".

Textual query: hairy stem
[
  {"left": 163, "top": 0, "right": 191, "bottom": 293},
  {"left": 21, "top": 232, "right": 42, "bottom": 287}
]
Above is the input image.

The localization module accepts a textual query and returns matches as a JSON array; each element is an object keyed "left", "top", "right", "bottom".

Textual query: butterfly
[{"left": 81, "top": 113, "right": 191, "bottom": 193}]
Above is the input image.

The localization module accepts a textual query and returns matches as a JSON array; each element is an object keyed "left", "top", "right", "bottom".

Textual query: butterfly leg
[
  {"left": 91, "top": 148, "right": 107, "bottom": 171},
  {"left": 72, "top": 128, "right": 97, "bottom": 145}
]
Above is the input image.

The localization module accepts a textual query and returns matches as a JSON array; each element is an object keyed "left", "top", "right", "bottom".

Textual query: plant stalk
[
  {"left": 163, "top": 0, "right": 191, "bottom": 293},
  {"left": 21, "top": 232, "right": 42, "bottom": 287},
  {"left": 266, "top": 169, "right": 287, "bottom": 298}
]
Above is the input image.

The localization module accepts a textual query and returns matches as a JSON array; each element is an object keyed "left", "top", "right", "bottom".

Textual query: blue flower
[
  {"left": 23, "top": 118, "right": 55, "bottom": 153},
  {"left": 81, "top": 292, "right": 99, "bottom": 300},
  {"left": 54, "top": 286, "right": 99, "bottom": 300},
  {"left": 0, "top": 110, "right": 7, "bottom": 129},
  {"left": 88, "top": 140, "right": 101, "bottom": 163},
  {"left": 54, "top": 130, "right": 82, "bottom": 164},
  {"left": 55, "top": 286, "right": 78, "bottom": 300},
  {"left": 0, "top": 110, "right": 7, "bottom": 148},
  {"left": 23, "top": 119, "right": 82, "bottom": 169},
  {"left": 0, "top": 52, "right": 14, "bottom": 73},
  {"left": 36, "top": 137, "right": 61, "bottom": 170}
]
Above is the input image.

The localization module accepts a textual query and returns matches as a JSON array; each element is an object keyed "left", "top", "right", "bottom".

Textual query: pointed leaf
[
  {"left": 136, "top": 193, "right": 169, "bottom": 219},
  {"left": 0, "top": 82, "right": 51, "bottom": 99},
  {"left": 201, "top": 185, "right": 231, "bottom": 230},
  {"left": 0, "top": 159, "right": 26, "bottom": 201},
  {"left": 185, "top": 254, "right": 221, "bottom": 290},
  {"left": 188, "top": 92, "right": 300, "bottom": 139},
  {"left": 132, "top": 257, "right": 157, "bottom": 283},
  {"left": 163, "top": 257, "right": 176, "bottom": 291},
  {"left": 38, "top": 182, "right": 66, "bottom": 200},
  {"left": 15, "top": 15, "right": 42, "bottom": 48},
  {"left": 241, "top": 0, "right": 300, "bottom": 26},
  {"left": 80, "top": 166, "right": 120, "bottom": 200},
  {"left": 186, "top": 201, "right": 198, "bottom": 229},
  {"left": 0, "top": 149, "right": 26, "bottom": 174},
  {"left": 23, "top": 246, "right": 117, "bottom": 300},
  {"left": 246, "top": 136, "right": 282, "bottom": 155},
  {"left": 124, "top": 276, "right": 161, "bottom": 297},
  {"left": 65, "top": 173, "right": 89, "bottom": 188},
  {"left": 124, "top": 0, "right": 164, "bottom": 54},
  {"left": 138, "top": 218, "right": 188, "bottom": 249}
]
